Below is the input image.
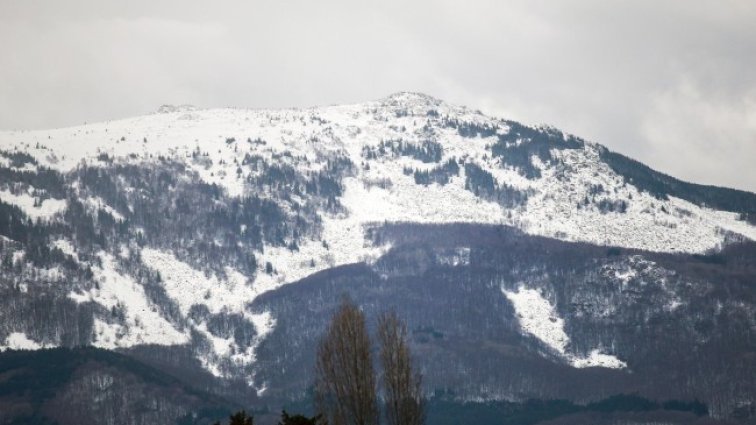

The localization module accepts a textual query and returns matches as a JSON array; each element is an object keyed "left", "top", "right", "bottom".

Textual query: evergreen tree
[
  {"left": 278, "top": 410, "right": 322, "bottom": 425},
  {"left": 213, "top": 410, "right": 254, "bottom": 425}
]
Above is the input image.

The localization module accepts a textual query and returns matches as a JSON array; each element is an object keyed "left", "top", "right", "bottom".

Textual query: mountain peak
[
  {"left": 381, "top": 91, "right": 442, "bottom": 106},
  {"left": 156, "top": 104, "right": 197, "bottom": 114}
]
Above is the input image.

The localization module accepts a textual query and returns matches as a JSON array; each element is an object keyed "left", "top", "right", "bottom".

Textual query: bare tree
[
  {"left": 315, "top": 297, "right": 379, "bottom": 425},
  {"left": 378, "top": 311, "right": 424, "bottom": 425}
]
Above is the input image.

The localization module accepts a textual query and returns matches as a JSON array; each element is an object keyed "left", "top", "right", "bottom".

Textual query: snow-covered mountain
[
  {"left": 3, "top": 92, "right": 754, "bottom": 256},
  {"left": 1, "top": 93, "right": 755, "bottom": 424}
]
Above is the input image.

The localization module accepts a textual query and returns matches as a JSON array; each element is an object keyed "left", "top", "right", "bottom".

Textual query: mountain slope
[
  {"left": 251, "top": 223, "right": 756, "bottom": 420},
  {"left": 0, "top": 347, "right": 233, "bottom": 425},
  {"left": 0, "top": 93, "right": 755, "bottom": 423}
]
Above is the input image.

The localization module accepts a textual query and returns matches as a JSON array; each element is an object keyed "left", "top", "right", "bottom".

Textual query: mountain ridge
[{"left": 1, "top": 92, "right": 753, "bottom": 253}]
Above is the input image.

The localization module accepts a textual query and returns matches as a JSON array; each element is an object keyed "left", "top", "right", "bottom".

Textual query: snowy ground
[
  {"left": 70, "top": 253, "right": 188, "bottom": 349},
  {"left": 0, "top": 332, "right": 52, "bottom": 351},
  {"left": 0, "top": 188, "right": 67, "bottom": 220},
  {"left": 503, "top": 286, "right": 627, "bottom": 369},
  {"left": 140, "top": 248, "right": 274, "bottom": 382}
]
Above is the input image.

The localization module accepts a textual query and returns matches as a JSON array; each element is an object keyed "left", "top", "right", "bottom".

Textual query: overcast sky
[{"left": 1, "top": 0, "right": 755, "bottom": 192}]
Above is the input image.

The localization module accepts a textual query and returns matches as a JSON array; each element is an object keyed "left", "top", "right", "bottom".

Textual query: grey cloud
[{"left": 1, "top": 0, "right": 754, "bottom": 191}]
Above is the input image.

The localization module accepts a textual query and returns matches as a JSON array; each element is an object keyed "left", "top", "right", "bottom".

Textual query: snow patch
[
  {"left": 250, "top": 311, "right": 275, "bottom": 340},
  {"left": 515, "top": 146, "right": 756, "bottom": 253},
  {"left": 51, "top": 239, "right": 78, "bottom": 260},
  {"left": 435, "top": 247, "right": 471, "bottom": 267},
  {"left": 572, "top": 349, "right": 627, "bottom": 369},
  {"left": 503, "top": 286, "right": 626, "bottom": 369},
  {"left": 141, "top": 248, "right": 277, "bottom": 382},
  {"left": 503, "top": 287, "right": 570, "bottom": 354},
  {"left": 86, "top": 253, "right": 188, "bottom": 348},
  {"left": 0, "top": 189, "right": 66, "bottom": 220},
  {"left": 141, "top": 248, "right": 257, "bottom": 315},
  {"left": 83, "top": 196, "right": 125, "bottom": 221},
  {"left": 12, "top": 250, "right": 25, "bottom": 265},
  {"left": 0, "top": 332, "right": 52, "bottom": 351}
]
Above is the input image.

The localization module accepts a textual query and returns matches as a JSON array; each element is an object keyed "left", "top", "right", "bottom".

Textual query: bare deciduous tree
[
  {"left": 315, "top": 297, "right": 379, "bottom": 425},
  {"left": 378, "top": 311, "right": 424, "bottom": 425}
]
